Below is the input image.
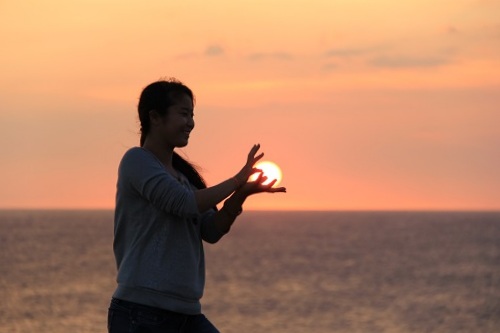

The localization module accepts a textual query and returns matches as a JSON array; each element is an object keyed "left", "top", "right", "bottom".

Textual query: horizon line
[{"left": 0, "top": 208, "right": 499, "bottom": 213}]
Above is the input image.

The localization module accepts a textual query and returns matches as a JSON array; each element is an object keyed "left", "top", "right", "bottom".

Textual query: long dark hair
[{"left": 138, "top": 78, "right": 207, "bottom": 190}]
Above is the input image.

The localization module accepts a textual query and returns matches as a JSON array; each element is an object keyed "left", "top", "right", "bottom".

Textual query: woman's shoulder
[
  {"left": 120, "top": 147, "right": 160, "bottom": 168},
  {"left": 118, "top": 147, "right": 168, "bottom": 182},
  {"left": 123, "top": 146, "right": 145, "bottom": 157}
]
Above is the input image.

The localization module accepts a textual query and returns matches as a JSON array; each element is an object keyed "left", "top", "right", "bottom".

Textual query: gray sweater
[{"left": 112, "top": 147, "right": 226, "bottom": 314}]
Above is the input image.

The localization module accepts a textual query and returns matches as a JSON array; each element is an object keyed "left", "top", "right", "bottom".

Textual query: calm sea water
[{"left": 0, "top": 210, "right": 499, "bottom": 333}]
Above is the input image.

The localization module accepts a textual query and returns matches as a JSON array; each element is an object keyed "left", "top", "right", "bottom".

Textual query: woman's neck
[{"left": 142, "top": 140, "right": 175, "bottom": 170}]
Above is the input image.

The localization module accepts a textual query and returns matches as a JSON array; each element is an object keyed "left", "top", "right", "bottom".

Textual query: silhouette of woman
[{"left": 107, "top": 78, "right": 286, "bottom": 333}]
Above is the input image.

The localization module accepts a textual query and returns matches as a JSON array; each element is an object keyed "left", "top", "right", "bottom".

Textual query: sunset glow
[{"left": 1, "top": 0, "right": 499, "bottom": 211}]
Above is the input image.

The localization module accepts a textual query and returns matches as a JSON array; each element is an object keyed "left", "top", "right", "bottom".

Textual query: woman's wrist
[
  {"left": 222, "top": 190, "right": 246, "bottom": 218},
  {"left": 221, "top": 204, "right": 242, "bottom": 219}
]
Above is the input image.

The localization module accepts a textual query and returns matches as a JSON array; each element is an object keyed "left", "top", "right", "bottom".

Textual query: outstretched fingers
[
  {"left": 247, "top": 144, "right": 261, "bottom": 159},
  {"left": 247, "top": 144, "right": 264, "bottom": 164},
  {"left": 254, "top": 177, "right": 287, "bottom": 193},
  {"left": 251, "top": 167, "right": 263, "bottom": 175},
  {"left": 262, "top": 179, "right": 286, "bottom": 193},
  {"left": 254, "top": 152, "right": 264, "bottom": 163},
  {"left": 268, "top": 186, "right": 287, "bottom": 193}
]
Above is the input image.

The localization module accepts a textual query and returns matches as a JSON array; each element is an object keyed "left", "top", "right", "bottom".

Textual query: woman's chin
[{"left": 176, "top": 139, "right": 189, "bottom": 148}]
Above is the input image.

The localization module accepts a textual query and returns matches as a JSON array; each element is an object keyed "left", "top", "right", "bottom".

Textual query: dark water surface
[{"left": 1, "top": 210, "right": 499, "bottom": 332}]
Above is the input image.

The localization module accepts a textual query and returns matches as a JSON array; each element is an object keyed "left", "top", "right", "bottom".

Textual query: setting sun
[{"left": 250, "top": 161, "right": 283, "bottom": 187}]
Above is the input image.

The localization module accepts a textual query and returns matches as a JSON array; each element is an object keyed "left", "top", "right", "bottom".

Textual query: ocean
[{"left": 0, "top": 210, "right": 499, "bottom": 333}]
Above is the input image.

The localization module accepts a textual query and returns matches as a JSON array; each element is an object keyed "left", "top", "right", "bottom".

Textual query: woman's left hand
[{"left": 238, "top": 171, "right": 287, "bottom": 196}]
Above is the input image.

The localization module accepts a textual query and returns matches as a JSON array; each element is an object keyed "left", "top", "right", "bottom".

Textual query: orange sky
[{"left": 1, "top": 0, "right": 499, "bottom": 210}]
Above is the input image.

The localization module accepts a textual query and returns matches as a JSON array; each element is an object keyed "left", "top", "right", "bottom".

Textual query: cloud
[
  {"left": 446, "top": 25, "right": 460, "bottom": 35},
  {"left": 247, "top": 52, "right": 293, "bottom": 61},
  {"left": 325, "top": 47, "right": 373, "bottom": 58},
  {"left": 368, "top": 55, "right": 450, "bottom": 68},
  {"left": 174, "top": 44, "right": 225, "bottom": 60},
  {"left": 205, "top": 45, "right": 224, "bottom": 57},
  {"left": 323, "top": 44, "right": 454, "bottom": 70},
  {"left": 325, "top": 45, "right": 389, "bottom": 58},
  {"left": 321, "top": 63, "right": 338, "bottom": 72}
]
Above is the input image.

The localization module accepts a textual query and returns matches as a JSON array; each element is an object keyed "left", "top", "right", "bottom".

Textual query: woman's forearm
[
  {"left": 194, "top": 176, "right": 241, "bottom": 213},
  {"left": 213, "top": 190, "right": 247, "bottom": 233}
]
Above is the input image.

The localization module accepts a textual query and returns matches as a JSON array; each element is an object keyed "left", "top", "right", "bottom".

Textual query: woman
[{"left": 108, "top": 78, "right": 286, "bottom": 333}]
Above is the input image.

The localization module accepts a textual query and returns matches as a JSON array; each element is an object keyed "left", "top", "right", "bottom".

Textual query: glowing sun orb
[{"left": 249, "top": 161, "right": 283, "bottom": 187}]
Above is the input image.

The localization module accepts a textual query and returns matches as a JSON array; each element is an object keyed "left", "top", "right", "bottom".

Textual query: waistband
[{"left": 110, "top": 298, "right": 187, "bottom": 317}]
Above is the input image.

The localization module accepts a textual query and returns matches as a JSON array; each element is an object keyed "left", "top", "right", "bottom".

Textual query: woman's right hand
[{"left": 234, "top": 144, "right": 264, "bottom": 186}]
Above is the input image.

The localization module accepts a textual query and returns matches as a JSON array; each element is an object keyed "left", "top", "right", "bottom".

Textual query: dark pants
[{"left": 108, "top": 298, "right": 220, "bottom": 333}]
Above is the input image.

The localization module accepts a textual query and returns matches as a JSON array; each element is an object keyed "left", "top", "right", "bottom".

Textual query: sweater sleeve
[
  {"left": 119, "top": 148, "right": 200, "bottom": 218},
  {"left": 200, "top": 209, "right": 226, "bottom": 244}
]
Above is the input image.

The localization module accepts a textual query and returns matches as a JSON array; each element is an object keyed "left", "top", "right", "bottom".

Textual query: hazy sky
[{"left": 1, "top": 0, "right": 499, "bottom": 210}]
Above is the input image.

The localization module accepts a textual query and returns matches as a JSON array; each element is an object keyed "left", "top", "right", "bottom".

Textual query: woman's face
[{"left": 159, "top": 93, "right": 195, "bottom": 149}]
